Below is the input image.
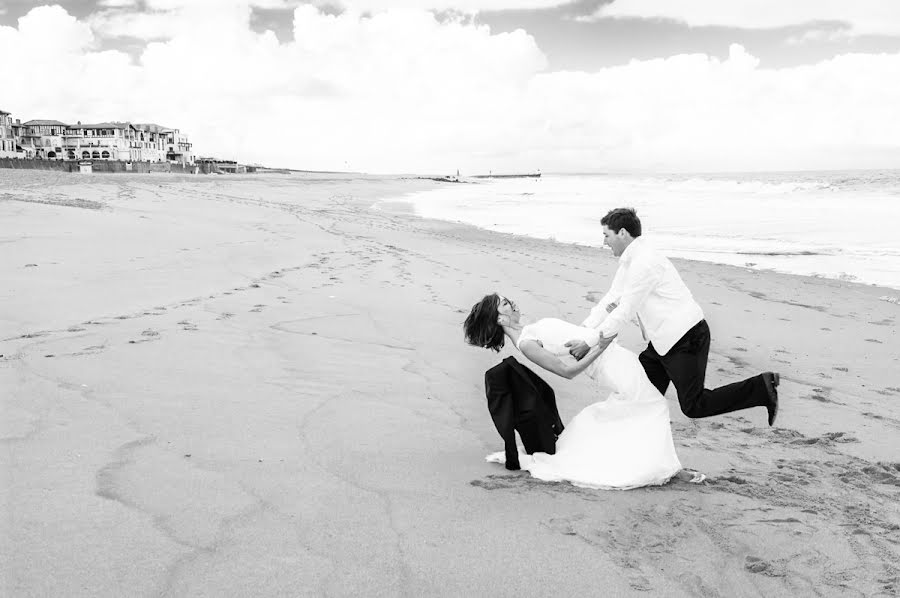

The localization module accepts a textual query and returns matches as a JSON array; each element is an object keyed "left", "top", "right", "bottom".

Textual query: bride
[{"left": 464, "top": 293, "right": 705, "bottom": 490}]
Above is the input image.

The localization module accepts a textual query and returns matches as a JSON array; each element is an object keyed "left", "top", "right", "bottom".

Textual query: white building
[
  {"left": 20, "top": 119, "right": 67, "bottom": 159},
  {"left": 130, "top": 123, "right": 169, "bottom": 162},
  {"left": 0, "top": 109, "right": 20, "bottom": 158},
  {"left": 162, "top": 128, "right": 193, "bottom": 164},
  {"left": 64, "top": 122, "right": 138, "bottom": 161}
]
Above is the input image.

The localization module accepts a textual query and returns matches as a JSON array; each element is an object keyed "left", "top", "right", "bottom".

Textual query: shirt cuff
[{"left": 582, "top": 304, "right": 608, "bottom": 329}]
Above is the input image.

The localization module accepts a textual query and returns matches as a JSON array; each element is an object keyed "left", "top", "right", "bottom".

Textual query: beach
[{"left": 2, "top": 169, "right": 898, "bottom": 597}]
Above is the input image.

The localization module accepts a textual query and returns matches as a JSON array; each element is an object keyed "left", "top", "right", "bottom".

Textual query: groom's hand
[{"left": 565, "top": 340, "right": 591, "bottom": 360}]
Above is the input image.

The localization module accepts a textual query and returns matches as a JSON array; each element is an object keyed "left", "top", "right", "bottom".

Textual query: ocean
[{"left": 390, "top": 170, "right": 900, "bottom": 291}]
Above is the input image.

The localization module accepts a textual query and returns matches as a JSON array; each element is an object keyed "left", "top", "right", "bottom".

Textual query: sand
[{"left": 1, "top": 168, "right": 898, "bottom": 597}]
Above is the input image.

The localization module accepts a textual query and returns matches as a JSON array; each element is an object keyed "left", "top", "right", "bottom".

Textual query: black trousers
[{"left": 639, "top": 320, "right": 768, "bottom": 418}]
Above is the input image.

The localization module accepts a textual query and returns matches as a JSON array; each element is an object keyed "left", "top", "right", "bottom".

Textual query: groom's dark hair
[
  {"left": 601, "top": 208, "right": 642, "bottom": 237},
  {"left": 463, "top": 293, "right": 505, "bottom": 352}
]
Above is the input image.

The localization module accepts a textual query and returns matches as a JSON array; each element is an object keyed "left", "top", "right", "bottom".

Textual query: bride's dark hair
[{"left": 463, "top": 293, "right": 505, "bottom": 352}]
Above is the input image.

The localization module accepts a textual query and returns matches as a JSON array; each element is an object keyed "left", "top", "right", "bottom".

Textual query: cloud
[
  {"left": 307, "top": 1, "right": 580, "bottom": 12},
  {"left": 785, "top": 25, "right": 851, "bottom": 46},
  {"left": 2, "top": 4, "right": 900, "bottom": 173},
  {"left": 587, "top": 0, "right": 900, "bottom": 37},
  {"left": 97, "top": 0, "right": 139, "bottom": 7}
]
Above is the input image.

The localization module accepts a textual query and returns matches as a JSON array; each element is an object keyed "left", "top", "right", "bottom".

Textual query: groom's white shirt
[{"left": 582, "top": 236, "right": 704, "bottom": 356}]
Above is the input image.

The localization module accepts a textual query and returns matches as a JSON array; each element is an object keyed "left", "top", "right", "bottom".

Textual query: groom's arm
[
  {"left": 598, "top": 256, "right": 665, "bottom": 339},
  {"left": 581, "top": 270, "right": 624, "bottom": 328},
  {"left": 581, "top": 294, "right": 618, "bottom": 329}
]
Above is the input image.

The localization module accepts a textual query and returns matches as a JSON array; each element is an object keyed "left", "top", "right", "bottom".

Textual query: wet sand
[{"left": 1, "top": 169, "right": 898, "bottom": 597}]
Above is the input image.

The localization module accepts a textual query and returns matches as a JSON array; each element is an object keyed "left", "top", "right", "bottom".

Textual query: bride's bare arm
[{"left": 519, "top": 339, "right": 608, "bottom": 380}]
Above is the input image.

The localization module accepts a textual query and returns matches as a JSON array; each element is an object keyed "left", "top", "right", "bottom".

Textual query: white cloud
[
  {"left": 589, "top": 0, "right": 900, "bottom": 37},
  {"left": 307, "top": 1, "right": 578, "bottom": 12},
  {"left": 3, "top": 4, "right": 900, "bottom": 173},
  {"left": 785, "top": 26, "right": 850, "bottom": 46},
  {"left": 97, "top": 0, "right": 139, "bottom": 7}
]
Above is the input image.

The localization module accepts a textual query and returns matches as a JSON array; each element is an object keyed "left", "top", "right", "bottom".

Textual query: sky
[{"left": 2, "top": 0, "right": 900, "bottom": 173}]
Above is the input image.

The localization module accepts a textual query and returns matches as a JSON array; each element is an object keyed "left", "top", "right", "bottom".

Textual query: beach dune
[{"left": 1, "top": 169, "right": 898, "bottom": 597}]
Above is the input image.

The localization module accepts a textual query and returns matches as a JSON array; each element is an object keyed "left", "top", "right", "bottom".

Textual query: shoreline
[
  {"left": 374, "top": 192, "right": 900, "bottom": 297},
  {"left": 380, "top": 172, "right": 900, "bottom": 292},
  {"left": 2, "top": 170, "right": 898, "bottom": 597}
]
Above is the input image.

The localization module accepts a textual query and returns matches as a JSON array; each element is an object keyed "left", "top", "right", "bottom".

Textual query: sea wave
[
  {"left": 397, "top": 171, "right": 900, "bottom": 289},
  {"left": 734, "top": 250, "right": 823, "bottom": 256},
  {"left": 657, "top": 177, "right": 832, "bottom": 194}
]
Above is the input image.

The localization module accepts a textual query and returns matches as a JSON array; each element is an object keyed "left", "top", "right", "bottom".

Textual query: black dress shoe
[{"left": 762, "top": 372, "right": 780, "bottom": 426}]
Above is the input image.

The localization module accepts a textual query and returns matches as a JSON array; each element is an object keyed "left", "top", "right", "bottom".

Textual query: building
[
  {"left": 63, "top": 122, "right": 138, "bottom": 161},
  {"left": 0, "top": 110, "right": 18, "bottom": 158},
  {"left": 20, "top": 119, "right": 67, "bottom": 159},
  {"left": 162, "top": 127, "right": 193, "bottom": 164},
  {"left": 196, "top": 157, "right": 245, "bottom": 173},
  {"left": 11, "top": 120, "right": 31, "bottom": 158},
  {"left": 3, "top": 112, "right": 196, "bottom": 165},
  {"left": 130, "top": 123, "right": 170, "bottom": 163}
]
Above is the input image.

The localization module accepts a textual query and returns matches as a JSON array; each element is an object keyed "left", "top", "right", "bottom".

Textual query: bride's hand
[
  {"left": 565, "top": 339, "right": 590, "bottom": 360},
  {"left": 566, "top": 335, "right": 616, "bottom": 360}
]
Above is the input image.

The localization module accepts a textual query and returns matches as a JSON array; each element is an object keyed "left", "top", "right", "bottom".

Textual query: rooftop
[
  {"left": 70, "top": 122, "right": 133, "bottom": 129},
  {"left": 132, "top": 123, "right": 173, "bottom": 133},
  {"left": 23, "top": 119, "right": 68, "bottom": 126}
]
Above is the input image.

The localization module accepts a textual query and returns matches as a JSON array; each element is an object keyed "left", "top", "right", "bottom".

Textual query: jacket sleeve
[{"left": 485, "top": 366, "right": 520, "bottom": 470}]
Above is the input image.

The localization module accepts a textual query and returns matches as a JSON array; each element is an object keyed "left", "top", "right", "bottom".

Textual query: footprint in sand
[
  {"left": 842, "top": 463, "right": 900, "bottom": 487},
  {"left": 67, "top": 326, "right": 86, "bottom": 332},
  {"left": 808, "top": 388, "right": 833, "bottom": 403},
  {"left": 68, "top": 344, "right": 107, "bottom": 357},
  {"left": 217, "top": 313, "right": 234, "bottom": 321},
  {"left": 543, "top": 516, "right": 582, "bottom": 536},
  {"left": 249, "top": 304, "right": 265, "bottom": 313},
  {"left": 129, "top": 329, "right": 161, "bottom": 344},
  {"left": 744, "top": 556, "right": 784, "bottom": 577},
  {"left": 178, "top": 320, "right": 198, "bottom": 331},
  {"left": 18, "top": 331, "right": 49, "bottom": 339},
  {"left": 715, "top": 475, "right": 749, "bottom": 485}
]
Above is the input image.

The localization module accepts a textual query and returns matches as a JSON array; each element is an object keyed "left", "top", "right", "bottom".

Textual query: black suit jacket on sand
[{"left": 484, "top": 356, "right": 564, "bottom": 470}]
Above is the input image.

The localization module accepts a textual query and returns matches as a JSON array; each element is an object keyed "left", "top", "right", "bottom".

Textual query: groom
[{"left": 566, "top": 208, "right": 780, "bottom": 425}]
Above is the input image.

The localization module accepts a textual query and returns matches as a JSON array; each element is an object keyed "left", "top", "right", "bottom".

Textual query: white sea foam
[{"left": 392, "top": 170, "right": 900, "bottom": 290}]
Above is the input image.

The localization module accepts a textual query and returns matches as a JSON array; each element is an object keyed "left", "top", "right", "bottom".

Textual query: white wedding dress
[{"left": 486, "top": 318, "right": 683, "bottom": 490}]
